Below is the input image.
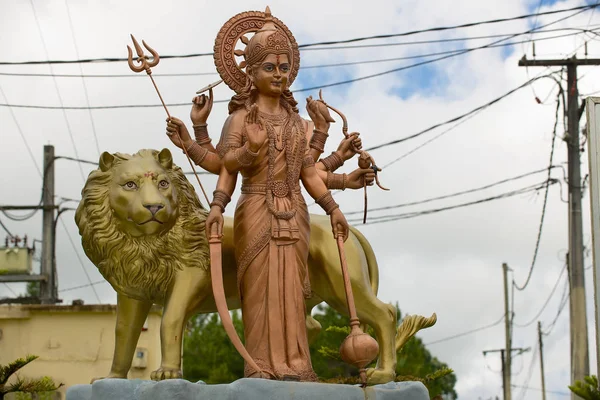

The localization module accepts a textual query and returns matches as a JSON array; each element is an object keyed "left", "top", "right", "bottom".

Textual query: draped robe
[{"left": 218, "top": 109, "right": 317, "bottom": 381}]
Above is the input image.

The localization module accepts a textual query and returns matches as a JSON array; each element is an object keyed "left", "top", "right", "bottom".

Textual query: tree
[
  {"left": 182, "top": 311, "right": 245, "bottom": 384},
  {"left": 310, "top": 304, "right": 457, "bottom": 399},
  {"left": 0, "top": 355, "right": 61, "bottom": 400},
  {"left": 182, "top": 304, "right": 457, "bottom": 399},
  {"left": 25, "top": 283, "right": 39, "bottom": 298},
  {"left": 569, "top": 375, "right": 600, "bottom": 400}
]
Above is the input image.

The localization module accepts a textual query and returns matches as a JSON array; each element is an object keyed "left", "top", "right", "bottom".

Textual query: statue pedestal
[{"left": 66, "top": 378, "right": 430, "bottom": 400}]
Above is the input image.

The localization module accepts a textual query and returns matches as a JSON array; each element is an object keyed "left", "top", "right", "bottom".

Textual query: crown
[{"left": 244, "top": 7, "right": 293, "bottom": 67}]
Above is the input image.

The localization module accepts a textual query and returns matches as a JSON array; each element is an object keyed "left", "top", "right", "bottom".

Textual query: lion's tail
[{"left": 348, "top": 224, "right": 379, "bottom": 333}]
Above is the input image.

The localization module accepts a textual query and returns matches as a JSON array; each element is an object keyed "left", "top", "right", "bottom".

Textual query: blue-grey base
[{"left": 66, "top": 378, "right": 430, "bottom": 400}]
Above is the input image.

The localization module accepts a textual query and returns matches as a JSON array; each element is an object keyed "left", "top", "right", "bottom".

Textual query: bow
[
  {"left": 209, "top": 225, "right": 264, "bottom": 375},
  {"left": 317, "top": 90, "right": 389, "bottom": 223}
]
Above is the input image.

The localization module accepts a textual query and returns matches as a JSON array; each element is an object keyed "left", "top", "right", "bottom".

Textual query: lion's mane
[{"left": 74, "top": 149, "right": 209, "bottom": 302}]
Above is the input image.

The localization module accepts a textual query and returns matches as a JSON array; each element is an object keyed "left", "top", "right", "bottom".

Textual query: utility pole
[
  {"left": 503, "top": 263, "right": 512, "bottom": 400},
  {"left": 482, "top": 264, "right": 529, "bottom": 400},
  {"left": 518, "top": 55, "right": 599, "bottom": 396},
  {"left": 40, "top": 145, "right": 56, "bottom": 304},
  {"left": 482, "top": 347, "right": 529, "bottom": 400},
  {"left": 538, "top": 321, "right": 547, "bottom": 400}
]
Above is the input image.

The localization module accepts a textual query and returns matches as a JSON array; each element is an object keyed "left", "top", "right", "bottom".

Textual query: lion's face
[
  {"left": 75, "top": 148, "right": 209, "bottom": 302},
  {"left": 107, "top": 152, "right": 179, "bottom": 237}
]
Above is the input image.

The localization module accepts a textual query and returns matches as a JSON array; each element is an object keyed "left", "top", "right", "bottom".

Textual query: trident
[{"left": 127, "top": 34, "right": 210, "bottom": 206}]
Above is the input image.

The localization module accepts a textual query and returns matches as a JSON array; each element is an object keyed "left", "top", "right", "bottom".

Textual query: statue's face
[{"left": 251, "top": 53, "right": 290, "bottom": 97}]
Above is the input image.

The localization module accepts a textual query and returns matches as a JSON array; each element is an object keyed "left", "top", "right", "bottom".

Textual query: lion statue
[{"left": 74, "top": 148, "right": 435, "bottom": 384}]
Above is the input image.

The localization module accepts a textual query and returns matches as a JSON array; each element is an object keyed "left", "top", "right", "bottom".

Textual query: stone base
[{"left": 66, "top": 378, "right": 430, "bottom": 400}]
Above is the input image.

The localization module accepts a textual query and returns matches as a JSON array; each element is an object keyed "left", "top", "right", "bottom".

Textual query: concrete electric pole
[{"left": 518, "top": 56, "right": 599, "bottom": 396}]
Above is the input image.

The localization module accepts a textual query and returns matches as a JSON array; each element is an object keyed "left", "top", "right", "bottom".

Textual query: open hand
[{"left": 245, "top": 104, "right": 267, "bottom": 152}]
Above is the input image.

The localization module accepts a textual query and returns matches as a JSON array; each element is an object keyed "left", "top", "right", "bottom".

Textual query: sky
[{"left": 2, "top": 0, "right": 600, "bottom": 398}]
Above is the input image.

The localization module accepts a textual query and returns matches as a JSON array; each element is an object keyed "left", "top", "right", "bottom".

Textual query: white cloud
[{"left": 1, "top": 0, "right": 600, "bottom": 398}]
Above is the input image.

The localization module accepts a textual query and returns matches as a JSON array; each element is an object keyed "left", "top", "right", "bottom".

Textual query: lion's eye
[
  {"left": 159, "top": 180, "right": 169, "bottom": 189},
  {"left": 123, "top": 181, "right": 138, "bottom": 190}
]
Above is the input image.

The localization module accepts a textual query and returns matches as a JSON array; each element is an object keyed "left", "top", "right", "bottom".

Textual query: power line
[
  {"left": 344, "top": 166, "right": 559, "bottom": 216},
  {"left": 0, "top": 31, "right": 589, "bottom": 111},
  {"left": 1, "top": 3, "right": 596, "bottom": 66},
  {"left": 64, "top": 0, "right": 101, "bottom": 156},
  {"left": 0, "top": 84, "right": 42, "bottom": 177},
  {"left": 516, "top": 344, "right": 539, "bottom": 400},
  {"left": 29, "top": 0, "right": 86, "bottom": 182},
  {"left": 301, "top": 27, "right": 596, "bottom": 51},
  {"left": 381, "top": 108, "right": 488, "bottom": 169},
  {"left": 513, "top": 263, "right": 568, "bottom": 328},
  {"left": 380, "top": 61, "right": 562, "bottom": 168},
  {"left": 298, "top": 4, "right": 600, "bottom": 48},
  {"left": 0, "top": 154, "right": 96, "bottom": 223},
  {"left": 366, "top": 73, "right": 556, "bottom": 153},
  {"left": 0, "top": 27, "right": 594, "bottom": 78},
  {"left": 55, "top": 155, "right": 98, "bottom": 166},
  {"left": 58, "top": 279, "right": 106, "bottom": 293},
  {"left": 580, "top": 0, "right": 600, "bottom": 50},
  {"left": 542, "top": 278, "right": 570, "bottom": 336},
  {"left": 425, "top": 314, "right": 505, "bottom": 346},
  {"left": 54, "top": 155, "right": 213, "bottom": 176},
  {"left": 0, "top": 216, "right": 14, "bottom": 238},
  {"left": 294, "top": 9, "right": 592, "bottom": 94},
  {"left": 57, "top": 212, "right": 101, "bottom": 304},
  {"left": 511, "top": 385, "right": 570, "bottom": 396},
  {"left": 513, "top": 88, "right": 563, "bottom": 291},
  {"left": 2, "top": 283, "right": 17, "bottom": 297},
  {"left": 347, "top": 180, "right": 557, "bottom": 225}
]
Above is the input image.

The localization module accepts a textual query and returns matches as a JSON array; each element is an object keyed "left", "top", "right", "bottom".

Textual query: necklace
[
  {"left": 263, "top": 105, "right": 306, "bottom": 220},
  {"left": 259, "top": 110, "right": 287, "bottom": 151}
]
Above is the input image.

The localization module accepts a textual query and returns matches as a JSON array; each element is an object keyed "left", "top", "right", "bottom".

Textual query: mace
[{"left": 336, "top": 231, "right": 379, "bottom": 386}]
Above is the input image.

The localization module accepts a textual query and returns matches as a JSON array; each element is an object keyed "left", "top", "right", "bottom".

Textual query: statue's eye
[
  {"left": 159, "top": 180, "right": 169, "bottom": 189},
  {"left": 263, "top": 64, "right": 274, "bottom": 72},
  {"left": 280, "top": 64, "right": 290, "bottom": 73},
  {"left": 123, "top": 181, "right": 138, "bottom": 190}
]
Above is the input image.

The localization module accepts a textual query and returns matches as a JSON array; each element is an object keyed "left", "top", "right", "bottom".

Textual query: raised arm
[
  {"left": 190, "top": 90, "right": 217, "bottom": 153},
  {"left": 221, "top": 107, "right": 265, "bottom": 174}
]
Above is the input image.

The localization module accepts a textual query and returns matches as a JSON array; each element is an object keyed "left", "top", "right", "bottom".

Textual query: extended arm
[
  {"left": 300, "top": 157, "right": 349, "bottom": 241},
  {"left": 166, "top": 117, "right": 223, "bottom": 175}
]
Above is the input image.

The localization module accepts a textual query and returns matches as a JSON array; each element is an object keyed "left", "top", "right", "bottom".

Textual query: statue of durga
[{"left": 164, "top": 6, "right": 376, "bottom": 381}]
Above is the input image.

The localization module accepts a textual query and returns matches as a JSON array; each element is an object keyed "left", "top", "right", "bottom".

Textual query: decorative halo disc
[{"left": 213, "top": 10, "right": 300, "bottom": 94}]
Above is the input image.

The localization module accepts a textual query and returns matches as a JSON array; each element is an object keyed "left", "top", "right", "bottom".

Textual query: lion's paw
[
  {"left": 151, "top": 367, "right": 183, "bottom": 381},
  {"left": 90, "top": 373, "right": 127, "bottom": 384},
  {"left": 366, "top": 368, "right": 396, "bottom": 385}
]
